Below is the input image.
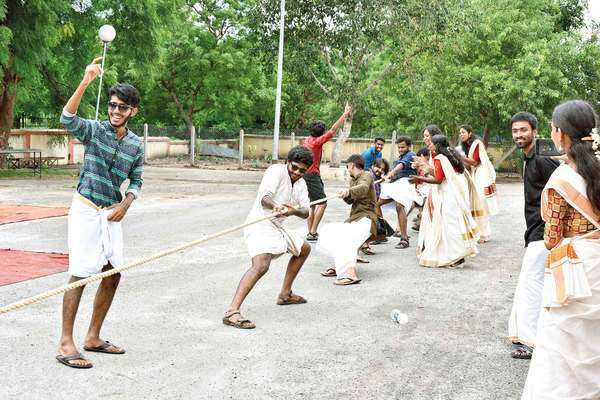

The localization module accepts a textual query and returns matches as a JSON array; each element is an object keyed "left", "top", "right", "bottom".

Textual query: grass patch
[{"left": 0, "top": 167, "right": 79, "bottom": 179}]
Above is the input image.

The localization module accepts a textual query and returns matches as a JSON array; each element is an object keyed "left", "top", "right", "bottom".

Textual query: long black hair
[
  {"left": 552, "top": 100, "right": 600, "bottom": 214},
  {"left": 432, "top": 134, "right": 465, "bottom": 173},
  {"left": 459, "top": 124, "right": 482, "bottom": 155}
]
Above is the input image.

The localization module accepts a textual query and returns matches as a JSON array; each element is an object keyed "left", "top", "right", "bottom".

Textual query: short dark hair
[
  {"left": 287, "top": 145, "right": 313, "bottom": 167},
  {"left": 346, "top": 154, "right": 365, "bottom": 169},
  {"left": 416, "top": 147, "right": 430, "bottom": 157},
  {"left": 511, "top": 112, "right": 538, "bottom": 130},
  {"left": 374, "top": 137, "right": 385, "bottom": 143},
  {"left": 108, "top": 83, "right": 140, "bottom": 107},
  {"left": 310, "top": 121, "right": 327, "bottom": 137},
  {"left": 396, "top": 135, "right": 412, "bottom": 146}
]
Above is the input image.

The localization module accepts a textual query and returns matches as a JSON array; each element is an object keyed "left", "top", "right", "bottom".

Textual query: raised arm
[
  {"left": 64, "top": 57, "right": 103, "bottom": 115},
  {"left": 329, "top": 103, "right": 353, "bottom": 134},
  {"left": 60, "top": 57, "right": 104, "bottom": 144}
]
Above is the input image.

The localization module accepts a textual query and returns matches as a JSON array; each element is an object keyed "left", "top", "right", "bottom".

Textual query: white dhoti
[
  {"left": 68, "top": 193, "right": 123, "bottom": 278},
  {"left": 244, "top": 219, "right": 304, "bottom": 259},
  {"left": 508, "top": 240, "right": 548, "bottom": 347},
  {"left": 380, "top": 178, "right": 424, "bottom": 211},
  {"left": 317, "top": 218, "right": 372, "bottom": 279}
]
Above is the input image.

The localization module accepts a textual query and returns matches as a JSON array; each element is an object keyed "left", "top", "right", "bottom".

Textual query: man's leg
[
  {"left": 396, "top": 203, "right": 408, "bottom": 238},
  {"left": 58, "top": 276, "right": 91, "bottom": 367},
  {"left": 307, "top": 205, "right": 316, "bottom": 234},
  {"left": 376, "top": 198, "right": 393, "bottom": 217},
  {"left": 84, "top": 263, "right": 123, "bottom": 351},
  {"left": 309, "top": 203, "right": 327, "bottom": 235},
  {"left": 226, "top": 253, "right": 272, "bottom": 323},
  {"left": 280, "top": 242, "right": 311, "bottom": 297},
  {"left": 394, "top": 203, "right": 410, "bottom": 249}
]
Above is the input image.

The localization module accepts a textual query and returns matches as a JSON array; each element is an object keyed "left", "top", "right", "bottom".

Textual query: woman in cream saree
[
  {"left": 522, "top": 100, "right": 600, "bottom": 399},
  {"left": 413, "top": 134, "right": 479, "bottom": 268},
  {"left": 459, "top": 125, "right": 498, "bottom": 242}
]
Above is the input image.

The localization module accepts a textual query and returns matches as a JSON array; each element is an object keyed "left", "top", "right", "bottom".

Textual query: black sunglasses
[{"left": 108, "top": 102, "right": 134, "bottom": 112}]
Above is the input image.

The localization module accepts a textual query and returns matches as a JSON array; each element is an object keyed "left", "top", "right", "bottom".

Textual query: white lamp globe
[{"left": 98, "top": 25, "right": 116, "bottom": 43}]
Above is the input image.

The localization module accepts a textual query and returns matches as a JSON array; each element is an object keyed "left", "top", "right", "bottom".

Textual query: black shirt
[{"left": 523, "top": 146, "right": 560, "bottom": 246}]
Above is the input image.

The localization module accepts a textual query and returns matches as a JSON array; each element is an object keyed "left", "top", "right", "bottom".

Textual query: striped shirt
[{"left": 60, "top": 110, "right": 144, "bottom": 207}]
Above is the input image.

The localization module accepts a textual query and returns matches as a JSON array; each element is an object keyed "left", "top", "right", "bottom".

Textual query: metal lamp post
[
  {"left": 272, "top": 0, "right": 285, "bottom": 162},
  {"left": 95, "top": 25, "right": 116, "bottom": 120}
]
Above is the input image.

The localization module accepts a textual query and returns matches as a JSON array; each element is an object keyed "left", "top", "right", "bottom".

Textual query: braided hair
[{"left": 552, "top": 100, "right": 600, "bottom": 213}]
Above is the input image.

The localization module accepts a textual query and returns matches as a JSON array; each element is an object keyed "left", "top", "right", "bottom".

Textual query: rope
[{"left": 0, "top": 194, "right": 341, "bottom": 315}]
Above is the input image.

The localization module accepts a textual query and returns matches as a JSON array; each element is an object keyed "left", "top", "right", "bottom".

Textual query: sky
[{"left": 586, "top": 1, "right": 600, "bottom": 23}]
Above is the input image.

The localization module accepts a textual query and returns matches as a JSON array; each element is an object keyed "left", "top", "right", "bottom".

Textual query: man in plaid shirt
[{"left": 56, "top": 57, "right": 144, "bottom": 369}]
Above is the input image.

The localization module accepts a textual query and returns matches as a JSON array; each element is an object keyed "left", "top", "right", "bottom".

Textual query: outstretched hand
[
  {"left": 344, "top": 102, "right": 352, "bottom": 117},
  {"left": 82, "top": 57, "right": 104, "bottom": 86}
]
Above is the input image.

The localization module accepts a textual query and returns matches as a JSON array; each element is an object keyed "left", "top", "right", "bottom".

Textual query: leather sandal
[{"left": 222, "top": 310, "right": 256, "bottom": 329}]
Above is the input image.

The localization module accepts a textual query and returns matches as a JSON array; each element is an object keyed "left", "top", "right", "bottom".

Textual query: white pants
[
  {"left": 68, "top": 193, "right": 123, "bottom": 278},
  {"left": 317, "top": 218, "right": 372, "bottom": 279},
  {"left": 508, "top": 240, "right": 548, "bottom": 347}
]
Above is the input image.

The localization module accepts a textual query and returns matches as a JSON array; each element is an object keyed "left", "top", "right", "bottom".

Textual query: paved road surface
[{"left": 0, "top": 167, "right": 529, "bottom": 399}]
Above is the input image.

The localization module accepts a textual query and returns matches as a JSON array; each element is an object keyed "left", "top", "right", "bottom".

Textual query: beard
[
  {"left": 514, "top": 137, "right": 532, "bottom": 149},
  {"left": 109, "top": 113, "right": 130, "bottom": 129}
]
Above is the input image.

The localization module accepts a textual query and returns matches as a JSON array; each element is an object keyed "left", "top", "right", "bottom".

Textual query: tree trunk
[
  {"left": 483, "top": 127, "right": 490, "bottom": 148},
  {"left": 0, "top": 71, "right": 19, "bottom": 150},
  {"left": 330, "top": 112, "right": 353, "bottom": 167}
]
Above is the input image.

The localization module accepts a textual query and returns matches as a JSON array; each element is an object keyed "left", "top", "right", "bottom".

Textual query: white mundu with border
[{"left": 68, "top": 193, "right": 124, "bottom": 278}]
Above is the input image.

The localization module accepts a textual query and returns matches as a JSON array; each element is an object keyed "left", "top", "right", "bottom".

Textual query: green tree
[
  {"left": 256, "top": 0, "right": 463, "bottom": 165},
  {"left": 0, "top": 0, "right": 69, "bottom": 148},
  {"left": 152, "top": 0, "right": 272, "bottom": 135}
]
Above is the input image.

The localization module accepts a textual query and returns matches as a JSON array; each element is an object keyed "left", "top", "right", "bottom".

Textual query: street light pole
[
  {"left": 95, "top": 25, "right": 116, "bottom": 121},
  {"left": 272, "top": 0, "right": 285, "bottom": 162}
]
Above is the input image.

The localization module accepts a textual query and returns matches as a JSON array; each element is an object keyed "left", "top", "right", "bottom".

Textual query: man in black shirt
[{"left": 507, "top": 112, "right": 559, "bottom": 359}]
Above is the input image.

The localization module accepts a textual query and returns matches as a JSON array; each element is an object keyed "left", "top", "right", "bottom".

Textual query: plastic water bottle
[{"left": 390, "top": 309, "right": 408, "bottom": 325}]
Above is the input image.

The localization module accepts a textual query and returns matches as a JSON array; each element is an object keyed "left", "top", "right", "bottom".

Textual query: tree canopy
[{"left": 1, "top": 0, "right": 599, "bottom": 151}]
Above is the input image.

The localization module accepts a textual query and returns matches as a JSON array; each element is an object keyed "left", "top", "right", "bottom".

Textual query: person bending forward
[
  {"left": 223, "top": 146, "right": 314, "bottom": 329},
  {"left": 318, "top": 154, "right": 378, "bottom": 285}
]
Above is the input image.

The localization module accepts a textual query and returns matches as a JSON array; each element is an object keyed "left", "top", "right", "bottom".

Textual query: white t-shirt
[{"left": 246, "top": 164, "right": 310, "bottom": 224}]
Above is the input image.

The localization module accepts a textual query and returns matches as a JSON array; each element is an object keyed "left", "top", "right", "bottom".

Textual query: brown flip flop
[
  {"left": 83, "top": 341, "right": 125, "bottom": 354},
  {"left": 334, "top": 277, "right": 362, "bottom": 286},
  {"left": 356, "top": 257, "right": 370, "bottom": 264},
  {"left": 56, "top": 353, "right": 93, "bottom": 369},
  {"left": 320, "top": 267, "right": 337, "bottom": 277}
]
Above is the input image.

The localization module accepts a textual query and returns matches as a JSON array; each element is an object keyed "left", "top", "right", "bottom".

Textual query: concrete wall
[
  {"left": 7, "top": 129, "right": 513, "bottom": 170},
  {"left": 8, "top": 130, "right": 190, "bottom": 164}
]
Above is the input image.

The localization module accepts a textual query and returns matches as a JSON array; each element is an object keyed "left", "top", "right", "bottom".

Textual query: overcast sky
[{"left": 586, "top": 1, "right": 600, "bottom": 22}]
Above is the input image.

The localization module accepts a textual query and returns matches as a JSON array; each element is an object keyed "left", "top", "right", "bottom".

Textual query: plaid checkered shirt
[{"left": 60, "top": 110, "right": 144, "bottom": 207}]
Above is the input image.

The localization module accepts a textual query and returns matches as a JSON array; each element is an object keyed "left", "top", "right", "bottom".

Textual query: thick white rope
[{"left": 0, "top": 194, "right": 341, "bottom": 315}]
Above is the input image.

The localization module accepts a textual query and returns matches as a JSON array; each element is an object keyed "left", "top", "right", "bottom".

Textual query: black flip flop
[
  {"left": 357, "top": 257, "right": 370, "bottom": 264},
  {"left": 56, "top": 353, "right": 93, "bottom": 369},
  {"left": 83, "top": 341, "right": 125, "bottom": 354}
]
